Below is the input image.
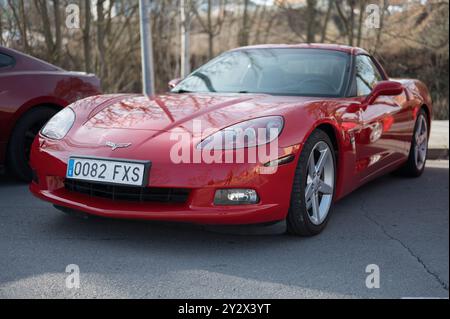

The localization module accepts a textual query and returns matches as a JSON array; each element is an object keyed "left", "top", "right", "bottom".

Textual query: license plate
[{"left": 66, "top": 156, "right": 150, "bottom": 187}]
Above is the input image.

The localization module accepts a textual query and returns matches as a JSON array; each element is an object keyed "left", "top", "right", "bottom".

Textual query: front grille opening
[{"left": 64, "top": 179, "right": 190, "bottom": 204}]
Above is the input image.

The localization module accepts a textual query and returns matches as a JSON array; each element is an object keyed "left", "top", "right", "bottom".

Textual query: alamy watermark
[
  {"left": 169, "top": 119, "right": 281, "bottom": 174},
  {"left": 65, "top": 264, "right": 80, "bottom": 289},
  {"left": 365, "top": 4, "right": 381, "bottom": 29},
  {"left": 62, "top": 3, "right": 381, "bottom": 30},
  {"left": 365, "top": 264, "right": 380, "bottom": 289},
  {"left": 65, "top": 4, "right": 80, "bottom": 29}
]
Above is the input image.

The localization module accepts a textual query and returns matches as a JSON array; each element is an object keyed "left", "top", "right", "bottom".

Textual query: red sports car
[
  {"left": 29, "top": 44, "right": 432, "bottom": 236},
  {"left": 0, "top": 46, "right": 101, "bottom": 180}
]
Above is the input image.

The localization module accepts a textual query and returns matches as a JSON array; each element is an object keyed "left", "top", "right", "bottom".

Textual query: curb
[{"left": 428, "top": 148, "right": 449, "bottom": 160}]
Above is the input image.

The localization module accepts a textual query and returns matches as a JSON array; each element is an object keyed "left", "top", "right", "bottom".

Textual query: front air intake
[{"left": 64, "top": 180, "right": 190, "bottom": 204}]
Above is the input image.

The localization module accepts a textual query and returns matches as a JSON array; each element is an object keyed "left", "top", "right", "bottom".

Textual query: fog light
[{"left": 214, "top": 189, "right": 259, "bottom": 205}]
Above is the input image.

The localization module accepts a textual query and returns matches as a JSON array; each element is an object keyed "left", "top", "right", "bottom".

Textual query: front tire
[
  {"left": 287, "top": 129, "right": 336, "bottom": 236},
  {"left": 7, "top": 106, "right": 58, "bottom": 181}
]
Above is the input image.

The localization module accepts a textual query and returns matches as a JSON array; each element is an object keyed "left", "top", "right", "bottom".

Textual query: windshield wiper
[
  {"left": 173, "top": 89, "right": 255, "bottom": 94},
  {"left": 172, "top": 89, "right": 195, "bottom": 93}
]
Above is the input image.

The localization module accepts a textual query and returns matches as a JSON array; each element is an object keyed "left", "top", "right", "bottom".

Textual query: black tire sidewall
[{"left": 7, "top": 106, "right": 58, "bottom": 181}]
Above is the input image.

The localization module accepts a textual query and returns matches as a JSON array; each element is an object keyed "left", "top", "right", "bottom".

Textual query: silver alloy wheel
[
  {"left": 304, "top": 141, "right": 335, "bottom": 225},
  {"left": 414, "top": 115, "right": 428, "bottom": 171}
]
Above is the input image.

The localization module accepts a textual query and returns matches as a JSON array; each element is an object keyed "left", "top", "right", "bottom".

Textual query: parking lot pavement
[{"left": 0, "top": 161, "right": 448, "bottom": 299}]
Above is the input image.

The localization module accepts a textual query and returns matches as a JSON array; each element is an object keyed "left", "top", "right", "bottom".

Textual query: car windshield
[{"left": 172, "top": 48, "right": 351, "bottom": 97}]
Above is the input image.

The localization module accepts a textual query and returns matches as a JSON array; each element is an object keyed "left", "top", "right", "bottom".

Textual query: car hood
[
  {"left": 80, "top": 93, "right": 320, "bottom": 136},
  {"left": 62, "top": 92, "right": 340, "bottom": 151}
]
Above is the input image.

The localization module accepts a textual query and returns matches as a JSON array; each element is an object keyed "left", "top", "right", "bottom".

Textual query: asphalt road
[{"left": 0, "top": 161, "right": 448, "bottom": 299}]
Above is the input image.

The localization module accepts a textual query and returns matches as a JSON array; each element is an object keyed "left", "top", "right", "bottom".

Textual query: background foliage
[{"left": 0, "top": 0, "right": 448, "bottom": 119}]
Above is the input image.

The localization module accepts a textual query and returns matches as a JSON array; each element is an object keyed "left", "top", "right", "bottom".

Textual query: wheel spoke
[
  {"left": 315, "top": 148, "right": 329, "bottom": 174},
  {"left": 417, "top": 118, "right": 423, "bottom": 137},
  {"left": 307, "top": 154, "right": 315, "bottom": 178},
  {"left": 415, "top": 145, "right": 420, "bottom": 163},
  {"left": 416, "top": 131, "right": 425, "bottom": 145},
  {"left": 306, "top": 198, "right": 312, "bottom": 210},
  {"left": 305, "top": 182, "right": 314, "bottom": 202},
  {"left": 318, "top": 180, "right": 333, "bottom": 195},
  {"left": 311, "top": 193, "right": 320, "bottom": 223},
  {"left": 414, "top": 115, "right": 428, "bottom": 168},
  {"left": 419, "top": 147, "right": 426, "bottom": 162},
  {"left": 421, "top": 133, "right": 427, "bottom": 146}
]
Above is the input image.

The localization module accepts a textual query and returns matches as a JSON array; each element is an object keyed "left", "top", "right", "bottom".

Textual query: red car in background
[{"left": 0, "top": 46, "right": 101, "bottom": 181}]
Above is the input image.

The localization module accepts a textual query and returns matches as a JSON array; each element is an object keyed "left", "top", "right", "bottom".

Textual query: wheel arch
[
  {"left": 420, "top": 104, "right": 432, "bottom": 137},
  {"left": 13, "top": 97, "right": 66, "bottom": 122},
  {"left": 5, "top": 102, "right": 64, "bottom": 162},
  {"left": 315, "top": 123, "right": 340, "bottom": 157},
  {"left": 309, "top": 121, "right": 345, "bottom": 200},
  {"left": 7, "top": 98, "right": 66, "bottom": 141}
]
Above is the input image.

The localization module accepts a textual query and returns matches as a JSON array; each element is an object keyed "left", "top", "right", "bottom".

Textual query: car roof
[
  {"left": 230, "top": 43, "right": 369, "bottom": 55},
  {"left": 0, "top": 45, "right": 63, "bottom": 72}
]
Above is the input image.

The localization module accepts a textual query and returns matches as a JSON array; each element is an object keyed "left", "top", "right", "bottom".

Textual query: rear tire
[
  {"left": 287, "top": 129, "right": 336, "bottom": 236},
  {"left": 7, "top": 106, "right": 58, "bottom": 181},
  {"left": 395, "top": 110, "right": 428, "bottom": 177}
]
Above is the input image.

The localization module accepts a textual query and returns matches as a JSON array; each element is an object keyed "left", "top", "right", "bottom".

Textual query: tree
[
  {"left": 96, "top": 0, "right": 108, "bottom": 79},
  {"left": 82, "top": 0, "right": 92, "bottom": 73},
  {"left": 238, "top": 0, "right": 250, "bottom": 46},
  {"left": 334, "top": 0, "right": 370, "bottom": 46},
  {"left": 276, "top": 0, "right": 319, "bottom": 42},
  {"left": 33, "top": 0, "right": 62, "bottom": 63},
  {"left": 0, "top": 2, "right": 4, "bottom": 45},
  {"left": 180, "top": 0, "right": 192, "bottom": 77},
  {"left": 320, "top": 0, "right": 333, "bottom": 42},
  {"left": 192, "top": 0, "right": 228, "bottom": 59},
  {"left": 306, "top": 0, "right": 317, "bottom": 42},
  {"left": 8, "top": 0, "right": 29, "bottom": 53}
]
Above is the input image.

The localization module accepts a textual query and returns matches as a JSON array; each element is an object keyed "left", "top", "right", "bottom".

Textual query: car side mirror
[
  {"left": 365, "top": 81, "right": 404, "bottom": 105},
  {"left": 168, "top": 78, "right": 182, "bottom": 90}
]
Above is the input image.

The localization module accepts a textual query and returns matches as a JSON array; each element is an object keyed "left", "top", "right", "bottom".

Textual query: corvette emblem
[{"left": 105, "top": 141, "right": 132, "bottom": 150}]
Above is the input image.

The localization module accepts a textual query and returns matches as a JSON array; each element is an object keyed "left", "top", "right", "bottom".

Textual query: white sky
[{"left": 252, "top": 0, "right": 275, "bottom": 5}]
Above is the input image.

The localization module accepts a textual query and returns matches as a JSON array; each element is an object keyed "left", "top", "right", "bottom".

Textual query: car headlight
[
  {"left": 197, "top": 116, "right": 284, "bottom": 150},
  {"left": 41, "top": 107, "right": 75, "bottom": 140}
]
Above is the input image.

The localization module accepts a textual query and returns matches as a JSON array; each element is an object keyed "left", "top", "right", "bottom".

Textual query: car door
[
  {"left": 0, "top": 51, "right": 17, "bottom": 164},
  {"left": 353, "top": 55, "right": 410, "bottom": 183}
]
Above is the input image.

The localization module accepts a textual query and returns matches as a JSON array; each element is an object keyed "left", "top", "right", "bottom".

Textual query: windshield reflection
[{"left": 172, "top": 48, "right": 351, "bottom": 97}]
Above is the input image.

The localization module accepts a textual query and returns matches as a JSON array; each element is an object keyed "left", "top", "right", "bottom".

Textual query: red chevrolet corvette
[
  {"left": 0, "top": 46, "right": 101, "bottom": 180},
  {"left": 30, "top": 44, "right": 432, "bottom": 236}
]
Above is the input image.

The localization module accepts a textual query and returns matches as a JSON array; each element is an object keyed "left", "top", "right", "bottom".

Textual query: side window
[
  {"left": 0, "top": 53, "right": 15, "bottom": 68},
  {"left": 355, "top": 55, "right": 383, "bottom": 96}
]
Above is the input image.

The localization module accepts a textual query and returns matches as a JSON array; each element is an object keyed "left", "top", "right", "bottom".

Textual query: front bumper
[{"left": 30, "top": 137, "right": 301, "bottom": 224}]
